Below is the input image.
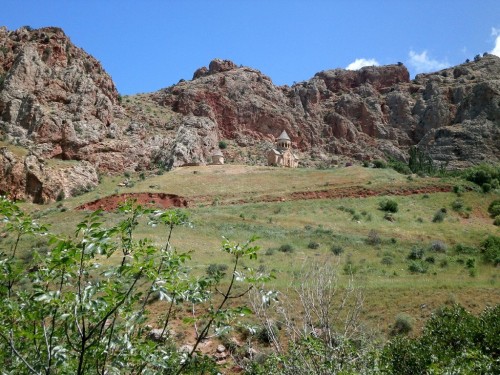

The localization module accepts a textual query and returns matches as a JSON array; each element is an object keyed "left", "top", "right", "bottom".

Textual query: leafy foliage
[
  {"left": 0, "top": 197, "right": 268, "bottom": 374},
  {"left": 408, "top": 146, "right": 436, "bottom": 175},
  {"left": 381, "top": 305, "right": 500, "bottom": 374},
  {"left": 480, "top": 235, "right": 500, "bottom": 265},
  {"left": 379, "top": 199, "right": 398, "bottom": 213}
]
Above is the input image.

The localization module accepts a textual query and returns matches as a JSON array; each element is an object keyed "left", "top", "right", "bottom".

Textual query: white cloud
[
  {"left": 492, "top": 27, "right": 500, "bottom": 36},
  {"left": 407, "top": 50, "right": 449, "bottom": 73},
  {"left": 492, "top": 35, "right": 500, "bottom": 57},
  {"left": 346, "top": 58, "right": 379, "bottom": 70}
]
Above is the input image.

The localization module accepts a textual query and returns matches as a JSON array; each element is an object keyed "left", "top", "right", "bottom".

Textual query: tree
[{"left": 0, "top": 197, "right": 268, "bottom": 374}]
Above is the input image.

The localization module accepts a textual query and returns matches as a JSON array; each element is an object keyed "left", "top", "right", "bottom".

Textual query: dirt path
[{"left": 76, "top": 184, "right": 452, "bottom": 211}]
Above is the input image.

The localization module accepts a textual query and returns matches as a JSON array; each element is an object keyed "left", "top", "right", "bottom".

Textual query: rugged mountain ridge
[
  {"left": 152, "top": 55, "right": 499, "bottom": 168},
  {"left": 0, "top": 26, "right": 499, "bottom": 202}
]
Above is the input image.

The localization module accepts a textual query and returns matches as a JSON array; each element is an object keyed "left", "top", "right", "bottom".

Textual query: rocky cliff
[
  {"left": 0, "top": 26, "right": 499, "bottom": 202},
  {"left": 152, "top": 56, "right": 500, "bottom": 168},
  {"left": 0, "top": 26, "right": 170, "bottom": 201}
]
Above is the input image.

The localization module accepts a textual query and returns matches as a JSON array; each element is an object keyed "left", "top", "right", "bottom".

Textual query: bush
[
  {"left": 488, "top": 199, "right": 500, "bottom": 218},
  {"left": 388, "top": 159, "right": 412, "bottom": 174},
  {"left": 453, "top": 243, "right": 476, "bottom": 255},
  {"left": 330, "top": 245, "right": 344, "bottom": 255},
  {"left": 481, "top": 235, "right": 500, "bottom": 265},
  {"left": 381, "top": 256, "right": 394, "bottom": 265},
  {"left": 279, "top": 243, "right": 295, "bottom": 253},
  {"left": 408, "top": 246, "right": 424, "bottom": 260},
  {"left": 265, "top": 248, "right": 275, "bottom": 256},
  {"left": 367, "top": 230, "right": 381, "bottom": 246},
  {"left": 453, "top": 185, "right": 465, "bottom": 195},
  {"left": 218, "top": 140, "right": 227, "bottom": 149},
  {"left": 465, "top": 258, "right": 476, "bottom": 269},
  {"left": 0, "top": 198, "right": 264, "bottom": 374},
  {"left": 432, "top": 209, "right": 446, "bottom": 223},
  {"left": 255, "top": 324, "right": 278, "bottom": 345},
  {"left": 425, "top": 256, "right": 435, "bottom": 264},
  {"left": 451, "top": 199, "right": 464, "bottom": 211},
  {"left": 429, "top": 240, "right": 447, "bottom": 253},
  {"left": 482, "top": 183, "right": 492, "bottom": 193},
  {"left": 391, "top": 313, "right": 414, "bottom": 336},
  {"left": 408, "top": 260, "right": 428, "bottom": 273},
  {"left": 494, "top": 216, "right": 500, "bottom": 226},
  {"left": 373, "top": 159, "right": 387, "bottom": 169},
  {"left": 307, "top": 241, "right": 320, "bottom": 249},
  {"left": 465, "top": 163, "right": 500, "bottom": 189},
  {"left": 381, "top": 305, "right": 500, "bottom": 374},
  {"left": 379, "top": 199, "right": 398, "bottom": 213},
  {"left": 206, "top": 263, "right": 229, "bottom": 276}
]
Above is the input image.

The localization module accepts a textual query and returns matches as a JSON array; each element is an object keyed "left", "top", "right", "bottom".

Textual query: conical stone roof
[{"left": 277, "top": 130, "right": 290, "bottom": 141}]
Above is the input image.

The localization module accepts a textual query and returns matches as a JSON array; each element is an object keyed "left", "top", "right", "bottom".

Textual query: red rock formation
[{"left": 1, "top": 26, "right": 499, "bottom": 202}]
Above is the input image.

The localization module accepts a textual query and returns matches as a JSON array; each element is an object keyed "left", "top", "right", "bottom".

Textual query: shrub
[
  {"left": 381, "top": 256, "right": 394, "bottom": 265},
  {"left": 408, "top": 246, "right": 424, "bottom": 260},
  {"left": 482, "top": 183, "right": 492, "bottom": 193},
  {"left": 279, "top": 243, "right": 295, "bottom": 253},
  {"left": 453, "top": 243, "right": 476, "bottom": 254},
  {"left": 465, "top": 163, "right": 500, "bottom": 188},
  {"left": 218, "top": 140, "right": 227, "bottom": 149},
  {"left": 453, "top": 184, "right": 464, "bottom": 195},
  {"left": 408, "top": 260, "right": 428, "bottom": 273},
  {"left": 373, "top": 159, "right": 387, "bottom": 169},
  {"left": 56, "top": 190, "right": 65, "bottom": 202},
  {"left": 307, "top": 241, "right": 320, "bottom": 249},
  {"left": 432, "top": 210, "right": 446, "bottom": 223},
  {"left": 330, "top": 245, "right": 344, "bottom": 255},
  {"left": 0, "top": 198, "right": 265, "bottom": 374},
  {"left": 451, "top": 199, "right": 464, "bottom": 211},
  {"left": 206, "top": 263, "right": 229, "bottom": 276},
  {"left": 494, "top": 216, "right": 500, "bottom": 226},
  {"left": 425, "top": 256, "right": 435, "bottom": 264},
  {"left": 265, "top": 248, "right": 275, "bottom": 256},
  {"left": 255, "top": 324, "right": 278, "bottom": 345},
  {"left": 391, "top": 313, "right": 414, "bottom": 336},
  {"left": 388, "top": 159, "right": 412, "bottom": 174},
  {"left": 379, "top": 199, "right": 398, "bottom": 213},
  {"left": 481, "top": 235, "right": 500, "bottom": 265},
  {"left": 429, "top": 240, "right": 447, "bottom": 253},
  {"left": 381, "top": 305, "right": 500, "bottom": 374},
  {"left": 488, "top": 199, "right": 500, "bottom": 218},
  {"left": 465, "top": 258, "right": 476, "bottom": 269},
  {"left": 367, "top": 230, "right": 381, "bottom": 246}
]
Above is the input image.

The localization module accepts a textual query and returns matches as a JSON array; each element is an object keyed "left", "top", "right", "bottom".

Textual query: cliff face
[
  {"left": 0, "top": 26, "right": 162, "bottom": 202},
  {"left": 0, "top": 25, "right": 499, "bottom": 202},
  {"left": 153, "top": 56, "right": 499, "bottom": 168}
]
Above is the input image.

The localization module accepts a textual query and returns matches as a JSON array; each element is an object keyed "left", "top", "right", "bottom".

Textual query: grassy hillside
[{"left": 20, "top": 165, "right": 500, "bottom": 335}]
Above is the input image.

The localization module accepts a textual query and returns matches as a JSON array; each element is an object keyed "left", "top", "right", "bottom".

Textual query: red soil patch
[
  {"left": 76, "top": 184, "right": 452, "bottom": 211},
  {"left": 76, "top": 193, "right": 188, "bottom": 211}
]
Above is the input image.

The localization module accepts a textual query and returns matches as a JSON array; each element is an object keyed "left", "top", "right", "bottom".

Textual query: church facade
[{"left": 267, "top": 130, "right": 299, "bottom": 168}]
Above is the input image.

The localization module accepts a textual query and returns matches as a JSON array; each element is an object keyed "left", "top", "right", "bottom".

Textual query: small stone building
[
  {"left": 211, "top": 149, "right": 224, "bottom": 165},
  {"left": 267, "top": 130, "right": 299, "bottom": 168}
]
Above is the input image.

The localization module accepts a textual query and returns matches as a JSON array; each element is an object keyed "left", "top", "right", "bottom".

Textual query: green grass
[{"left": 13, "top": 164, "right": 500, "bottom": 334}]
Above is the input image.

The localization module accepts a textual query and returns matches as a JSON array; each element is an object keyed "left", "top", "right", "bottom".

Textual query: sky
[{"left": 2, "top": 0, "right": 500, "bottom": 95}]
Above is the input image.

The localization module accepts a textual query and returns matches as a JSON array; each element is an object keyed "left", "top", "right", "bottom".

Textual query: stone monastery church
[{"left": 267, "top": 130, "right": 299, "bottom": 168}]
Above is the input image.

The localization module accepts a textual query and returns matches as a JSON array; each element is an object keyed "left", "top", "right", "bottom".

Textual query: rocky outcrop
[
  {"left": 152, "top": 55, "right": 500, "bottom": 167},
  {"left": 0, "top": 147, "right": 98, "bottom": 203},
  {"left": 0, "top": 26, "right": 158, "bottom": 201},
  {"left": 0, "top": 25, "right": 499, "bottom": 202}
]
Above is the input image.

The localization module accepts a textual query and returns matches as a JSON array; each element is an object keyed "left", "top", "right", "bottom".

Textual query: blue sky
[{"left": 2, "top": 1, "right": 500, "bottom": 95}]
